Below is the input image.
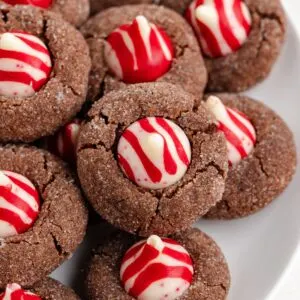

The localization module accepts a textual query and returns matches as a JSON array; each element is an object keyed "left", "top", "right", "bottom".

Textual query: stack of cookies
[{"left": 0, "top": 0, "right": 296, "bottom": 299}]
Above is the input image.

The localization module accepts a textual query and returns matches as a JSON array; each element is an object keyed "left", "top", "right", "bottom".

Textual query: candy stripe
[
  {"left": 128, "top": 263, "right": 193, "bottom": 297},
  {"left": 233, "top": 0, "right": 251, "bottom": 31},
  {"left": 118, "top": 117, "right": 191, "bottom": 189},
  {"left": 2, "top": 0, "right": 52, "bottom": 9},
  {"left": 163, "top": 247, "right": 193, "bottom": 264},
  {"left": 0, "top": 32, "right": 51, "bottom": 97},
  {"left": 186, "top": 0, "right": 251, "bottom": 57},
  {"left": 139, "top": 118, "right": 177, "bottom": 175},
  {"left": 122, "top": 244, "right": 160, "bottom": 283},
  {"left": 227, "top": 108, "right": 256, "bottom": 143},
  {"left": 120, "top": 236, "right": 194, "bottom": 299},
  {"left": 118, "top": 154, "right": 136, "bottom": 182},
  {"left": 0, "top": 171, "right": 40, "bottom": 237},
  {"left": 0, "top": 187, "right": 37, "bottom": 221},
  {"left": 122, "top": 240, "right": 145, "bottom": 263},
  {"left": 0, "top": 208, "right": 29, "bottom": 234},
  {"left": 7, "top": 174, "right": 38, "bottom": 199},
  {"left": 122, "top": 129, "right": 163, "bottom": 183},
  {"left": 105, "top": 16, "right": 174, "bottom": 83},
  {"left": 45, "top": 119, "right": 81, "bottom": 165},
  {"left": 0, "top": 283, "right": 41, "bottom": 300},
  {"left": 0, "top": 50, "right": 50, "bottom": 73},
  {"left": 205, "top": 96, "right": 256, "bottom": 165},
  {"left": 155, "top": 118, "right": 190, "bottom": 166},
  {"left": 0, "top": 70, "right": 47, "bottom": 91}
]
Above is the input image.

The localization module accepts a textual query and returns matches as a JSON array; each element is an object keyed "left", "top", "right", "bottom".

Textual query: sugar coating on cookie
[
  {"left": 186, "top": 0, "right": 251, "bottom": 57},
  {"left": 2, "top": 0, "right": 52, "bottom": 9},
  {"left": 46, "top": 119, "right": 81, "bottom": 164},
  {"left": 0, "top": 31, "right": 52, "bottom": 97},
  {"left": 120, "top": 235, "right": 194, "bottom": 300},
  {"left": 0, "top": 283, "right": 41, "bottom": 300},
  {"left": 0, "top": 170, "right": 40, "bottom": 238},
  {"left": 117, "top": 117, "right": 191, "bottom": 189},
  {"left": 105, "top": 15, "right": 174, "bottom": 83},
  {"left": 205, "top": 96, "right": 256, "bottom": 166}
]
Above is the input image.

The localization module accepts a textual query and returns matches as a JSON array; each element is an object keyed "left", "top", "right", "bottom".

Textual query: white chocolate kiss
[
  {"left": 204, "top": 96, "right": 256, "bottom": 165},
  {"left": 117, "top": 117, "right": 191, "bottom": 189}
]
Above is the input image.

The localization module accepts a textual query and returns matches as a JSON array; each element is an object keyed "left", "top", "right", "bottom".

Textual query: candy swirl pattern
[
  {"left": 0, "top": 31, "right": 52, "bottom": 97},
  {"left": 117, "top": 117, "right": 191, "bottom": 190},
  {"left": 205, "top": 96, "right": 256, "bottom": 166},
  {"left": 0, "top": 283, "right": 41, "bottom": 300},
  {"left": 186, "top": 0, "right": 251, "bottom": 57},
  {"left": 46, "top": 119, "right": 81, "bottom": 164},
  {"left": 120, "top": 235, "right": 194, "bottom": 300},
  {"left": 105, "top": 15, "right": 174, "bottom": 83},
  {"left": 0, "top": 170, "right": 40, "bottom": 238}
]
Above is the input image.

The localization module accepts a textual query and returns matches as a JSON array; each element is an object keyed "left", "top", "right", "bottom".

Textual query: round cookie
[
  {"left": 205, "top": 94, "right": 297, "bottom": 219},
  {"left": 0, "top": 145, "right": 88, "bottom": 288},
  {"left": 81, "top": 4, "right": 207, "bottom": 101},
  {"left": 77, "top": 83, "right": 228, "bottom": 237},
  {"left": 89, "top": 0, "right": 286, "bottom": 92},
  {"left": 0, "top": 0, "right": 90, "bottom": 27},
  {"left": 87, "top": 228, "right": 230, "bottom": 300},
  {"left": 0, "top": 278, "right": 79, "bottom": 299},
  {"left": 0, "top": 5, "right": 91, "bottom": 143}
]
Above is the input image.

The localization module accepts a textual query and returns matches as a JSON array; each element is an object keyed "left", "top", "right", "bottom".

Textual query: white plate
[{"left": 51, "top": 2, "right": 300, "bottom": 300}]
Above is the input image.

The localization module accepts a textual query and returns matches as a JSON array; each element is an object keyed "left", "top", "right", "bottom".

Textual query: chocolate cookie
[
  {"left": 0, "top": 145, "right": 88, "bottom": 288},
  {"left": 47, "top": 0, "right": 89, "bottom": 27},
  {"left": 81, "top": 4, "right": 207, "bottom": 101},
  {"left": 32, "top": 277, "right": 80, "bottom": 299},
  {"left": 90, "top": 0, "right": 286, "bottom": 92},
  {"left": 205, "top": 94, "right": 297, "bottom": 219},
  {"left": 0, "top": 0, "right": 90, "bottom": 27},
  {"left": 0, "top": 5, "right": 91, "bottom": 143},
  {"left": 0, "top": 278, "right": 79, "bottom": 299},
  {"left": 87, "top": 228, "right": 230, "bottom": 300},
  {"left": 77, "top": 83, "right": 228, "bottom": 236}
]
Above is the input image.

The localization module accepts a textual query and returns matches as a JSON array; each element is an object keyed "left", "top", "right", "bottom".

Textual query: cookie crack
[
  {"left": 50, "top": 232, "right": 68, "bottom": 257},
  {"left": 0, "top": 7, "right": 9, "bottom": 24}
]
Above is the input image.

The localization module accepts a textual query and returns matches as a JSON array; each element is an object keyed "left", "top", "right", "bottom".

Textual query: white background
[{"left": 270, "top": 1, "right": 300, "bottom": 300}]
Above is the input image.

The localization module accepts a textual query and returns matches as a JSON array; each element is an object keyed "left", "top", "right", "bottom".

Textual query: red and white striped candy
[
  {"left": 0, "top": 283, "right": 41, "bottom": 300},
  {"left": 205, "top": 96, "right": 256, "bottom": 166},
  {"left": 120, "top": 235, "right": 194, "bottom": 300},
  {"left": 0, "top": 31, "right": 52, "bottom": 97},
  {"left": 46, "top": 119, "right": 81, "bottom": 164},
  {"left": 117, "top": 117, "right": 191, "bottom": 190},
  {"left": 2, "top": 0, "right": 52, "bottom": 9},
  {"left": 105, "top": 15, "right": 174, "bottom": 84},
  {"left": 186, "top": 0, "right": 251, "bottom": 58},
  {"left": 0, "top": 171, "right": 40, "bottom": 238}
]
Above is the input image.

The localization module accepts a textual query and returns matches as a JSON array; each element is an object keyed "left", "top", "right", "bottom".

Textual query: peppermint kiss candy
[
  {"left": 47, "top": 119, "right": 81, "bottom": 164},
  {"left": 2, "top": 0, "right": 52, "bottom": 9},
  {"left": 205, "top": 96, "right": 256, "bottom": 166},
  {"left": 0, "top": 283, "right": 41, "bottom": 300},
  {"left": 186, "top": 0, "right": 252, "bottom": 58},
  {"left": 105, "top": 15, "right": 174, "bottom": 84},
  {"left": 120, "top": 235, "right": 194, "bottom": 300},
  {"left": 117, "top": 117, "right": 191, "bottom": 190},
  {"left": 0, "top": 31, "right": 52, "bottom": 97},
  {"left": 0, "top": 170, "right": 40, "bottom": 238}
]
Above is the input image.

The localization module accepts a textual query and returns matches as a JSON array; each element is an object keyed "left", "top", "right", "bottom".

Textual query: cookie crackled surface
[
  {"left": 87, "top": 228, "right": 230, "bottom": 300},
  {"left": 0, "top": 0, "right": 90, "bottom": 27},
  {"left": 81, "top": 4, "right": 207, "bottom": 101},
  {"left": 205, "top": 94, "right": 297, "bottom": 219},
  {"left": 0, "top": 5, "right": 91, "bottom": 143},
  {"left": 77, "top": 83, "right": 228, "bottom": 236},
  {"left": 0, "top": 145, "right": 87, "bottom": 288}
]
